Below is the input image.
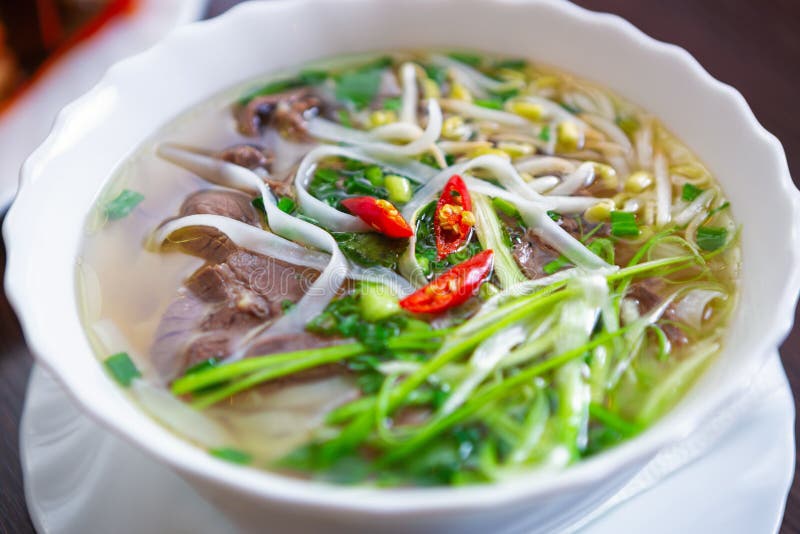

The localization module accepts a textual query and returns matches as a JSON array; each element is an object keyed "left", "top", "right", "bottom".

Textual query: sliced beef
[
  {"left": 179, "top": 189, "right": 260, "bottom": 225},
  {"left": 164, "top": 189, "right": 260, "bottom": 263},
  {"left": 624, "top": 278, "right": 688, "bottom": 347},
  {"left": 151, "top": 245, "right": 321, "bottom": 381},
  {"left": 512, "top": 229, "right": 562, "bottom": 280},
  {"left": 217, "top": 144, "right": 274, "bottom": 172},
  {"left": 237, "top": 88, "right": 323, "bottom": 140},
  {"left": 511, "top": 215, "right": 609, "bottom": 279}
]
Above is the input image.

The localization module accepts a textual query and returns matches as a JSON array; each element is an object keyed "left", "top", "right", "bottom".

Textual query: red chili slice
[
  {"left": 434, "top": 174, "right": 475, "bottom": 259},
  {"left": 399, "top": 250, "right": 494, "bottom": 314},
  {"left": 341, "top": 196, "right": 414, "bottom": 238}
]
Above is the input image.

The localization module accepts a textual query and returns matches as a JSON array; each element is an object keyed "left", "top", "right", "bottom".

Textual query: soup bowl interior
[{"left": 5, "top": 0, "right": 800, "bottom": 531}]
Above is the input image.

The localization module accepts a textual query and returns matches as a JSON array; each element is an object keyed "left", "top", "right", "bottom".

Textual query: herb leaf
[
  {"left": 610, "top": 211, "right": 640, "bottom": 237},
  {"left": 681, "top": 183, "right": 703, "bottom": 201},
  {"left": 105, "top": 189, "right": 144, "bottom": 220},
  {"left": 696, "top": 226, "right": 728, "bottom": 251},
  {"left": 210, "top": 447, "right": 252, "bottom": 465},
  {"left": 104, "top": 352, "right": 141, "bottom": 386}
]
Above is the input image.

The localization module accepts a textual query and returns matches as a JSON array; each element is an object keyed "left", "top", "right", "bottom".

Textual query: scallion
[
  {"left": 681, "top": 183, "right": 703, "bottom": 201},
  {"left": 610, "top": 211, "right": 640, "bottom": 237},
  {"left": 104, "top": 352, "right": 141, "bottom": 387},
  {"left": 696, "top": 226, "right": 727, "bottom": 251}
]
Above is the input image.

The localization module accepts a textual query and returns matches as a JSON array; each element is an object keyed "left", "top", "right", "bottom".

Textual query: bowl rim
[{"left": 5, "top": 0, "right": 800, "bottom": 516}]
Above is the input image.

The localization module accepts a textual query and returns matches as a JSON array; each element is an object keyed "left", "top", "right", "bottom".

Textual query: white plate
[
  {"left": 20, "top": 353, "right": 794, "bottom": 534},
  {"left": 0, "top": 0, "right": 206, "bottom": 209}
]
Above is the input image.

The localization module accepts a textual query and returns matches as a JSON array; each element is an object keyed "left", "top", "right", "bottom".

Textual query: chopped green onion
[
  {"left": 336, "top": 67, "right": 384, "bottom": 109},
  {"left": 104, "top": 352, "right": 141, "bottom": 387},
  {"left": 383, "top": 97, "right": 402, "bottom": 111},
  {"left": 474, "top": 99, "right": 503, "bottom": 110},
  {"left": 210, "top": 447, "right": 252, "bottom": 465},
  {"left": 299, "top": 69, "right": 327, "bottom": 85},
  {"left": 184, "top": 358, "right": 219, "bottom": 376},
  {"left": 610, "top": 211, "right": 640, "bottom": 237},
  {"left": 538, "top": 125, "right": 551, "bottom": 142},
  {"left": 385, "top": 175, "right": 412, "bottom": 204},
  {"left": 277, "top": 196, "right": 296, "bottom": 214},
  {"left": 543, "top": 257, "right": 570, "bottom": 275},
  {"left": 492, "top": 197, "right": 519, "bottom": 218},
  {"left": 337, "top": 109, "right": 353, "bottom": 128},
  {"left": 546, "top": 210, "right": 561, "bottom": 222},
  {"left": 105, "top": 190, "right": 144, "bottom": 220},
  {"left": 314, "top": 168, "right": 339, "bottom": 183},
  {"left": 239, "top": 78, "right": 302, "bottom": 103},
  {"left": 447, "top": 52, "right": 482, "bottom": 67},
  {"left": 706, "top": 201, "right": 730, "bottom": 219},
  {"left": 493, "top": 58, "right": 527, "bottom": 70},
  {"left": 281, "top": 299, "right": 296, "bottom": 313},
  {"left": 696, "top": 226, "right": 728, "bottom": 251},
  {"left": 365, "top": 165, "right": 384, "bottom": 186},
  {"left": 681, "top": 183, "right": 703, "bottom": 201}
]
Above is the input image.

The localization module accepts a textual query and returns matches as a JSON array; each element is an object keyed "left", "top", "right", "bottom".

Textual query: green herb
[
  {"left": 490, "top": 86, "right": 520, "bottom": 100},
  {"left": 696, "top": 226, "right": 727, "bottom": 251},
  {"left": 538, "top": 125, "right": 551, "bottom": 142},
  {"left": 474, "top": 99, "right": 504, "bottom": 110},
  {"left": 610, "top": 211, "right": 640, "bottom": 237},
  {"left": 681, "top": 183, "right": 703, "bottom": 201},
  {"left": 281, "top": 299, "right": 296, "bottom": 313},
  {"left": 383, "top": 97, "right": 402, "bottom": 111},
  {"left": 543, "top": 257, "right": 570, "bottom": 275},
  {"left": 104, "top": 352, "right": 141, "bottom": 387},
  {"left": 185, "top": 358, "right": 219, "bottom": 376},
  {"left": 337, "top": 109, "right": 353, "bottom": 128},
  {"left": 239, "top": 78, "right": 303, "bottom": 103},
  {"left": 546, "top": 210, "right": 561, "bottom": 221},
  {"left": 448, "top": 52, "right": 482, "bottom": 67},
  {"left": 306, "top": 293, "right": 409, "bottom": 352},
  {"left": 493, "top": 58, "right": 527, "bottom": 70},
  {"left": 423, "top": 64, "right": 447, "bottom": 85},
  {"left": 365, "top": 165, "right": 384, "bottom": 186},
  {"left": 333, "top": 232, "right": 408, "bottom": 270},
  {"left": 492, "top": 197, "right": 519, "bottom": 218},
  {"left": 277, "top": 196, "right": 296, "bottom": 214},
  {"left": 706, "top": 201, "right": 730, "bottom": 219},
  {"left": 299, "top": 69, "right": 328, "bottom": 85},
  {"left": 335, "top": 59, "right": 391, "bottom": 109},
  {"left": 105, "top": 189, "right": 144, "bottom": 220},
  {"left": 210, "top": 447, "right": 252, "bottom": 465}
]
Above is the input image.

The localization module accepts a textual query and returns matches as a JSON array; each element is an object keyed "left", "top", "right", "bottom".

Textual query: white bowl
[{"left": 5, "top": 1, "right": 800, "bottom": 532}]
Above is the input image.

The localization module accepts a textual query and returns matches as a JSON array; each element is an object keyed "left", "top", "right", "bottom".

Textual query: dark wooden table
[{"left": 1, "top": 1, "right": 798, "bottom": 532}]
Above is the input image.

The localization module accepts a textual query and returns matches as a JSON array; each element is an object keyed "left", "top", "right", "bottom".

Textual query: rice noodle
[
  {"left": 528, "top": 176, "right": 560, "bottom": 193},
  {"left": 156, "top": 144, "right": 352, "bottom": 356},
  {"left": 293, "top": 144, "right": 434, "bottom": 233},
  {"left": 673, "top": 288, "right": 727, "bottom": 330},
  {"left": 152, "top": 214, "right": 414, "bottom": 296}
]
